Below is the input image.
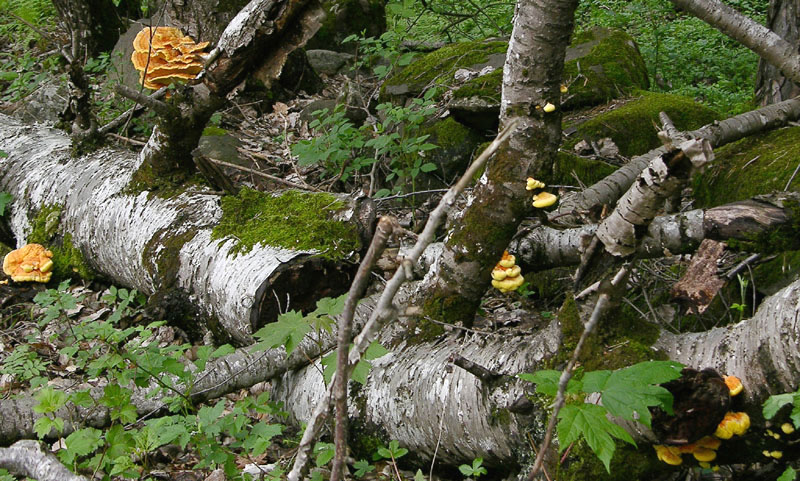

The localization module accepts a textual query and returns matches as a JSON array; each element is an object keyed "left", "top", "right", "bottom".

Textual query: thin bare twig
[
  {"left": 330, "top": 217, "right": 397, "bottom": 481},
  {"left": 206, "top": 157, "right": 322, "bottom": 192}
]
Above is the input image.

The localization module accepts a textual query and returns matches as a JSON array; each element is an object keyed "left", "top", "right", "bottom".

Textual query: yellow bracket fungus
[
  {"left": 131, "top": 26, "right": 209, "bottom": 90},
  {"left": 532, "top": 192, "right": 558, "bottom": 208},
  {"left": 526, "top": 177, "right": 545, "bottom": 190},
  {"left": 724, "top": 375, "right": 743, "bottom": 396},
  {"left": 491, "top": 251, "right": 524, "bottom": 293},
  {"left": 543, "top": 102, "right": 556, "bottom": 113},
  {"left": 3, "top": 243, "right": 54, "bottom": 283},
  {"left": 654, "top": 445, "right": 682, "bottom": 466},
  {"left": 781, "top": 423, "right": 795, "bottom": 434},
  {"left": 714, "top": 412, "right": 750, "bottom": 439}
]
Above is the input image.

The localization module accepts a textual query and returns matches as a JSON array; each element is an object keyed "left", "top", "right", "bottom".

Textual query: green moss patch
[
  {"left": 51, "top": 233, "right": 95, "bottom": 281},
  {"left": 211, "top": 188, "right": 361, "bottom": 260},
  {"left": 565, "top": 91, "right": 720, "bottom": 158},
  {"left": 28, "top": 204, "right": 62, "bottom": 244},
  {"left": 558, "top": 439, "right": 667, "bottom": 481},
  {"left": 453, "top": 68, "right": 503, "bottom": 103},
  {"left": 693, "top": 126, "right": 800, "bottom": 208},
  {"left": 380, "top": 40, "right": 508, "bottom": 101},
  {"left": 553, "top": 151, "right": 619, "bottom": 186},
  {"left": 562, "top": 28, "right": 649, "bottom": 109}
]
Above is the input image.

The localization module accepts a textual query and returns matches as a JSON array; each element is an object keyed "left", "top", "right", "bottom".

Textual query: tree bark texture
[
  {"left": 552, "top": 97, "right": 800, "bottom": 224},
  {"left": 755, "top": 0, "right": 800, "bottom": 105},
  {"left": 0, "top": 440, "right": 88, "bottom": 481},
  {"left": 511, "top": 193, "right": 796, "bottom": 271},
  {"left": 411, "top": 0, "right": 579, "bottom": 325},
  {"left": 0, "top": 114, "right": 359, "bottom": 345},
  {"left": 656, "top": 276, "right": 800, "bottom": 404},
  {"left": 670, "top": 0, "right": 800, "bottom": 87}
]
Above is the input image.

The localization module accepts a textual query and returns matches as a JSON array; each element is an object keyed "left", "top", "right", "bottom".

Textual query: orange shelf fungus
[
  {"left": 3, "top": 243, "right": 54, "bottom": 283},
  {"left": 724, "top": 375, "right": 743, "bottom": 396},
  {"left": 532, "top": 192, "right": 558, "bottom": 208},
  {"left": 654, "top": 445, "right": 682, "bottom": 466},
  {"left": 714, "top": 412, "right": 750, "bottom": 439},
  {"left": 131, "top": 26, "right": 209, "bottom": 90},
  {"left": 491, "top": 251, "right": 524, "bottom": 293}
]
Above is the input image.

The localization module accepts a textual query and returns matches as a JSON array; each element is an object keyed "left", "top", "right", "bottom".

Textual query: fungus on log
[{"left": 0, "top": 114, "right": 371, "bottom": 345}]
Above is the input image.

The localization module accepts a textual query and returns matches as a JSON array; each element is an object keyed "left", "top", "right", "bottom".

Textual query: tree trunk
[
  {"left": 410, "top": 0, "right": 579, "bottom": 326},
  {"left": 0, "top": 114, "right": 364, "bottom": 345},
  {"left": 0, "top": 440, "right": 88, "bottom": 481},
  {"left": 755, "top": 0, "right": 800, "bottom": 105}
]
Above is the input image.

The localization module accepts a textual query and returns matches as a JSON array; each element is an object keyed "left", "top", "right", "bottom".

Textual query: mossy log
[
  {"left": 0, "top": 114, "right": 369, "bottom": 345},
  {"left": 553, "top": 97, "right": 800, "bottom": 224}
]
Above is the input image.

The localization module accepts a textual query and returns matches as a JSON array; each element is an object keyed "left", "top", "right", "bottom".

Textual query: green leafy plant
[
  {"left": 0, "top": 344, "right": 48, "bottom": 386},
  {"left": 376, "top": 440, "right": 409, "bottom": 480},
  {"left": 779, "top": 467, "right": 798, "bottom": 481},
  {"left": 730, "top": 273, "right": 750, "bottom": 321},
  {"left": 33, "top": 279, "right": 84, "bottom": 326},
  {"left": 352, "top": 459, "right": 376, "bottom": 478},
  {"left": 458, "top": 457, "right": 488, "bottom": 478},
  {"left": 519, "top": 360, "right": 684, "bottom": 471}
]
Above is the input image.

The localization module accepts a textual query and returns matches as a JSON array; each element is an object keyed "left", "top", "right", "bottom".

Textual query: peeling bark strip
[
  {"left": 0, "top": 114, "right": 362, "bottom": 345},
  {"left": 671, "top": 239, "right": 726, "bottom": 314},
  {"left": 553, "top": 97, "right": 800, "bottom": 224},
  {"left": 0, "top": 440, "right": 88, "bottom": 481},
  {"left": 512, "top": 194, "right": 795, "bottom": 270},
  {"left": 595, "top": 139, "right": 712, "bottom": 257}
]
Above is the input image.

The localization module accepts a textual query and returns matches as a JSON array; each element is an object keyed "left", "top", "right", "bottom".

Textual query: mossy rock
[
  {"left": 553, "top": 151, "right": 619, "bottom": 187},
  {"left": 419, "top": 117, "right": 483, "bottom": 181},
  {"left": 752, "top": 250, "right": 800, "bottom": 296},
  {"left": 564, "top": 91, "right": 721, "bottom": 158},
  {"left": 561, "top": 27, "right": 649, "bottom": 110},
  {"left": 380, "top": 40, "right": 508, "bottom": 103},
  {"left": 558, "top": 439, "right": 669, "bottom": 481},
  {"left": 387, "top": 28, "right": 650, "bottom": 130},
  {"left": 693, "top": 126, "right": 800, "bottom": 208},
  {"left": 305, "top": 0, "right": 386, "bottom": 53}
]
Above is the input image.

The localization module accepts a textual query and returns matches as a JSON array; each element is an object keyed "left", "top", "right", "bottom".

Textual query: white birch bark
[
  {"left": 0, "top": 114, "right": 352, "bottom": 345},
  {"left": 0, "top": 440, "right": 88, "bottom": 481}
]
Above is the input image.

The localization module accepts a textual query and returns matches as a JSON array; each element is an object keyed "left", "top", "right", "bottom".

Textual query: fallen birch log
[
  {"left": 0, "top": 114, "right": 370, "bottom": 345},
  {"left": 511, "top": 193, "right": 797, "bottom": 271}
]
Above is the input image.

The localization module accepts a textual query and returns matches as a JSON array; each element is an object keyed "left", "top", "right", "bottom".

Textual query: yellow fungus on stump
[
  {"left": 724, "top": 375, "right": 743, "bottom": 396},
  {"left": 532, "top": 192, "right": 558, "bottom": 208},
  {"left": 714, "top": 412, "right": 750, "bottom": 439},
  {"left": 654, "top": 445, "right": 682, "bottom": 466}
]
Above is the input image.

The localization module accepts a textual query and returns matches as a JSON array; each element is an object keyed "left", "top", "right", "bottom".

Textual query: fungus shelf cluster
[
  {"left": 653, "top": 374, "right": 750, "bottom": 469},
  {"left": 131, "top": 26, "right": 209, "bottom": 90},
  {"left": 526, "top": 177, "right": 557, "bottom": 209},
  {"left": 491, "top": 251, "right": 524, "bottom": 293},
  {"left": 2, "top": 243, "right": 54, "bottom": 283}
]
